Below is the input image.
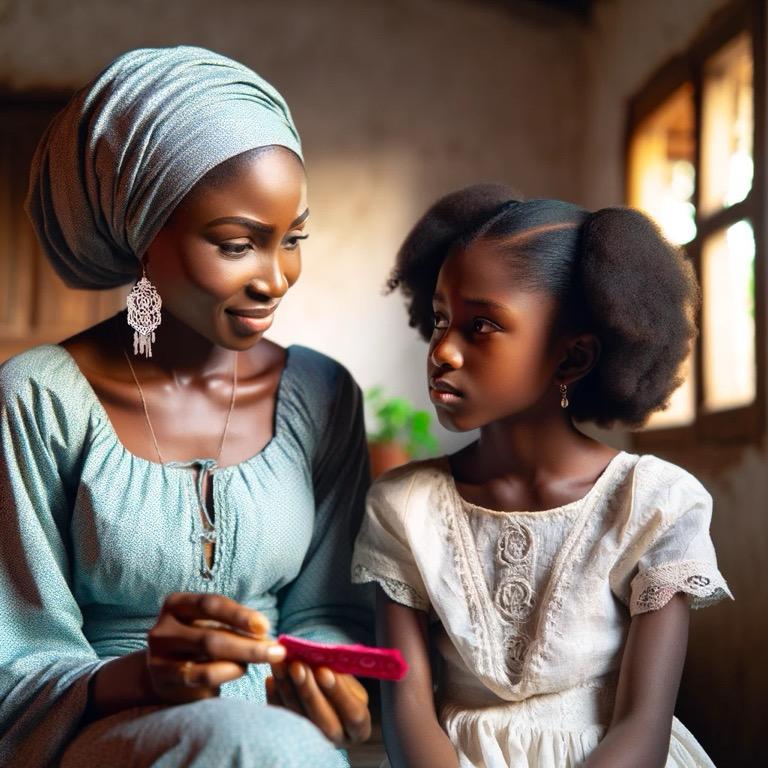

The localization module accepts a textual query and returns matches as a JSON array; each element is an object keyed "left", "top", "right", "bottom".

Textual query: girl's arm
[
  {"left": 584, "top": 593, "right": 690, "bottom": 768},
  {"left": 377, "top": 588, "right": 459, "bottom": 768}
]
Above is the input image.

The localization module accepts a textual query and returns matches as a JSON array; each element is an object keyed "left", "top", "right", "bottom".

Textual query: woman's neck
[{"left": 116, "top": 309, "right": 238, "bottom": 380}]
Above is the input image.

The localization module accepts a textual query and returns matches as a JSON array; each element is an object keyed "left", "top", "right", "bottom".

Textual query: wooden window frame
[{"left": 626, "top": 0, "right": 767, "bottom": 452}]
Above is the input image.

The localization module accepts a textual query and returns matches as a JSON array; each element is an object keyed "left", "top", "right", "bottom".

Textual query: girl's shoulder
[
  {"left": 606, "top": 452, "right": 713, "bottom": 546},
  {"left": 367, "top": 456, "right": 449, "bottom": 511},
  {"left": 627, "top": 452, "right": 711, "bottom": 506}
]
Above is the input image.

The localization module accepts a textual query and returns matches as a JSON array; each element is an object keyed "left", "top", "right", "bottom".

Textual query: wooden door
[{"left": 0, "top": 95, "right": 127, "bottom": 364}]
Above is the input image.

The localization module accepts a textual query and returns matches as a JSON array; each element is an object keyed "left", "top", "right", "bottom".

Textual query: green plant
[{"left": 365, "top": 386, "right": 439, "bottom": 457}]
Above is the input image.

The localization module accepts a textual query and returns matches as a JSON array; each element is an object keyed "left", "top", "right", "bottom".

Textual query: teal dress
[{"left": 0, "top": 343, "right": 374, "bottom": 767}]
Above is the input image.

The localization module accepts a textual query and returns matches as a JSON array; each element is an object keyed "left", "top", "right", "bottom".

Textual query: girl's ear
[{"left": 556, "top": 333, "right": 601, "bottom": 385}]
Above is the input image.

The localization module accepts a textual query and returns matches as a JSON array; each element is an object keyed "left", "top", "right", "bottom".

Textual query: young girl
[{"left": 352, "top": 185, "right": 733, "bottom": 768}]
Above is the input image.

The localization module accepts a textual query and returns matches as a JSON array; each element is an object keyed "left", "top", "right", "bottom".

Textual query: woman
[{"left": 0, "top": 46, "right": 373, "bottom": 767}]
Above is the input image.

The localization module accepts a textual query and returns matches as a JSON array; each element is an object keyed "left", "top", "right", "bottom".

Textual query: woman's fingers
[
  {"left": 267, "top": 662, "right": 372, "bottom": 745},
  {"left": 181, "top": 659, "right": 248, "bottom": 689},
  {"left": 147, "top": 656, "right": 248, "bottom": 702},
  {"left": 161, "top": 592, "right": 271, "bottom": 637},
  {"left": 265, "top": 675, "right": 279, "bottom": 706},
  {"left": 288, "top": 662, "right": 346, "bottom": 745},
  {"left": 145, "top": 593, "right": 285, "bottom": 705},
  {"left": 270, "top": 661, "right": 305, "bottom": 716},
  {"left": 320, "top": 669, "right": 369, "bottom": 704},
  {"left": 149, "top": 614, "right": 286, "bottom": 664},
  {"left": 314, "top": 668, "right": 372, "bottom": 743}
]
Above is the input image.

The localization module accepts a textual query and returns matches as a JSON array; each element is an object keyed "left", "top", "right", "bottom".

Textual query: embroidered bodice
[{"left": 352, "top": 452, "right": 731, "bottom": 767}]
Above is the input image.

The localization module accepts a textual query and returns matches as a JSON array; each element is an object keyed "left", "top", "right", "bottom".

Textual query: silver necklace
[{"left": 123, "top": 349, "right": 238, "bottom": 581}]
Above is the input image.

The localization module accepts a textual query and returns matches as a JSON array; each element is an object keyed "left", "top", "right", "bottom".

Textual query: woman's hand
[
  {"left": 265, "top": 660, "right": 371, "bottom": 746},
  {"left": 146, "top": 592, "right": 286, "bottom": 704}
]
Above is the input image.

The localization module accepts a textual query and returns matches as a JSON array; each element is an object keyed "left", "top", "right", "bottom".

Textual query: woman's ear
[{"left": 555, "top": 333, "right": 601, "bottom": 385}]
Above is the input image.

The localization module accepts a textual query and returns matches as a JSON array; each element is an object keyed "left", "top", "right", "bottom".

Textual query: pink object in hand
[{"left": 277, "top": 634, "right": 409, "bottom": 681}]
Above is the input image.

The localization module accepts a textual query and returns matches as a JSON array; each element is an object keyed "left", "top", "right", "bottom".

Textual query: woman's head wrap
[{"left": 26, "top": 46, "right": 303, "bottom": 289}]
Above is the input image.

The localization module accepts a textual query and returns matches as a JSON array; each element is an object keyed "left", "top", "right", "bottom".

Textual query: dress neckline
[
  {"left": 441, "top": 450, "right": 632, "bottom": 517},
  {"left": 50, "top": 342, "right": 296, "bottom": 474}
]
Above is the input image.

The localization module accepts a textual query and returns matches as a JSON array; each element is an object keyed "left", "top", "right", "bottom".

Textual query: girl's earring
[
  {"left": 126, "top": 262, "right": 162, "bottom": 358},
  {"left": 559, "top": 383, "right": 569, "bottom": 409}
]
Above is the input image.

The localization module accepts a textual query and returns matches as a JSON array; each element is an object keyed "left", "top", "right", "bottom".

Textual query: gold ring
[{"left": 180, "top": 660, "right": 195, "bottom": 687}]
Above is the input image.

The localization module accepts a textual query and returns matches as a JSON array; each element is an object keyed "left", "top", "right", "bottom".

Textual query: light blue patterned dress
[{"left": 0, "top": 343, "right": 374, "bottom": 767}]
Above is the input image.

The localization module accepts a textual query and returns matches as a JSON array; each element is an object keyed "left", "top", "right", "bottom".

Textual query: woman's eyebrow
[
  {"left": 206, "top": 216, "right": 274, "bottom": 233},
  {"left": 205, "top": 209, "right": 309, "bottom": 234}
]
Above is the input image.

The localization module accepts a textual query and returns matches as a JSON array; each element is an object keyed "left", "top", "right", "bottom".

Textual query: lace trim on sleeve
[
  {"left": 630, "top": 559, "right": 734, "bottom": 615},
  {"left": 352, "top": 564, "right": 429, "bottom": 611}
]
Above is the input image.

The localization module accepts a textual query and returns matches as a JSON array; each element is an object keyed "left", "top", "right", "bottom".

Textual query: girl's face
[
  {"left": 428, "top": 240, "right": 565, "bottom": 432},
  {"left": 145, "top": 146, "right": 308, "bottom": 350}
]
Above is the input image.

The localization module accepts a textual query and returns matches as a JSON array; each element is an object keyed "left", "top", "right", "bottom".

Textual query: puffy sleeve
[
  {"left": 610, "top": 461, "right": 733, "bottom": 616},
  {"left": 351, "top": 468, "right": 430, "bottom": 612},
  {"left": 0, "top": 351, "right": 108, "bottom": 766},
  {"left": 276, "top": 356, "right": 375, "bottom": 645}
]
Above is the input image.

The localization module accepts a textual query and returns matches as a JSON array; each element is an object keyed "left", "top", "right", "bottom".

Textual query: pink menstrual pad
[{"left": 277, "top": 634, "right": 409, "bottom": 680}]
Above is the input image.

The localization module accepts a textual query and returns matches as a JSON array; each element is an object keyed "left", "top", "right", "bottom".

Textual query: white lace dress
[{"left": 352, "top": 452, "right": 732, "bottom": 768}]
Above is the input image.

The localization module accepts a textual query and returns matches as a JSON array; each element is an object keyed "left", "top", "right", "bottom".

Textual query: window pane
[
  {"left": 644, "top": 353, "right": 696, "bottom": 429},
  {"left": 702, "top": 220, "right": 756, "bottom": 411},
  {"left": 628, "top": 83, "right": 696, "bottom": 246},
  {"left": 629, "top": 83, "right": 697, "bottom": 429},
  {"left": 700, "top": 32, "right": 753, "bottom": 216}
]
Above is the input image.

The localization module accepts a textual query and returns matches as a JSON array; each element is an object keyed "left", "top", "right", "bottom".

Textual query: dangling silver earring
[
  {"left": 559, "top": 383, "right": 569, "bottom": 409},
  {"left": 126, "top": 263, "right": 162, "bottom": 358}
]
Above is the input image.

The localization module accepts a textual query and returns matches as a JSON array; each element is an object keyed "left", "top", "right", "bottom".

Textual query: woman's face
[
  {"left": 145, "top": 146, "right": 308, "bottom": 350},
  {"left": 428, "top": 241, "right": 565, "bottom": 432}
]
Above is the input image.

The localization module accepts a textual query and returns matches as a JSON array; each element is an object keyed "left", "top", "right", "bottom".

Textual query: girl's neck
[{"left": 467, "top": 409, "right": 607, "bottom": 483}]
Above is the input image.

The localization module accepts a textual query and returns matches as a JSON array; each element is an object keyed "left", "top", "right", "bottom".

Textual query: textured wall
[{"left": 0, "top": 0, "right": 585, "bottom": 452}]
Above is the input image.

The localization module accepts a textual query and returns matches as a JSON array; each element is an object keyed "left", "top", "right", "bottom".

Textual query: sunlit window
[
  {"left": 628, "top": 84, "right": 697, "bottom": 247},
  {"left": 627, "top": 19, "right": 763, "bottom": 441},
  {"left": 628, "top": 84, "right": 697, "bottom": 429},
  {"left": 700, "top": 33, "right": 754, "bottom": 215},
  {"left": 702, "top": 220, "right": 756, "bottom": 412}
]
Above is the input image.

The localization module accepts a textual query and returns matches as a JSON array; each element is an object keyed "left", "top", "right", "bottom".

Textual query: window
[
  {"left": 0, "top": 92, "right": 127, "bottom": 364},
  {"left": 626, "top": 1, "right": 765, "bottom": 447}
]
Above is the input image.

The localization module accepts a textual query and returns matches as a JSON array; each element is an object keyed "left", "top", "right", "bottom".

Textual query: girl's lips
[
  {"left": 429, "top": 376, "right": 462, "bottom": 396},
  {"left": 429, "top": 387, "right": 463, "bottom": 407},
  {"left": 428, "top": 377, "right": 463, "bottom": 406}
]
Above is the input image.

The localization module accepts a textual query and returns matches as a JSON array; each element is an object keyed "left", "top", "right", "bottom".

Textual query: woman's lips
[{"left": 226, "top": 306, "right": 277, "bottom": 335}]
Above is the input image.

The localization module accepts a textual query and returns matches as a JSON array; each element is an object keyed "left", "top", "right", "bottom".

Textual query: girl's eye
[
  {"left": 284, "top": 234, "right": 309, "bottom": 251},
  {"left": 472, "top": 317, "right": 501, "bottom": 334},
  {"left": 219, "top": 241, "right": 252, "bottom": 257},
  {"left": 433, "top": 313, "right": 449, "bottom": 330}
]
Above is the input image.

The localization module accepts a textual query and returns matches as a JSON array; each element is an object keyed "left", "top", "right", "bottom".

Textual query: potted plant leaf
[{"left": 365, "top": 386, "right": 439, "bottom": 478}]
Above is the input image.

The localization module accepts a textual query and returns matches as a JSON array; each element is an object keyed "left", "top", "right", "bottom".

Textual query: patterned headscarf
[{"left": 26, "top": 46, "right": 303, "bottom": 289}]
